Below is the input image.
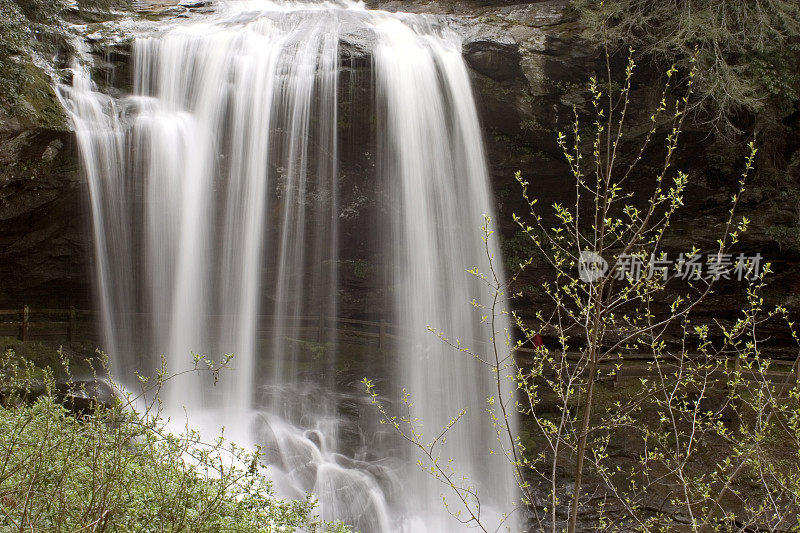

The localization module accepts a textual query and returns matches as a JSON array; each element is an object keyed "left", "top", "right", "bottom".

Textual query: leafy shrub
[{"left": 0, "top": 353, "right": 350, "bottom": 533}]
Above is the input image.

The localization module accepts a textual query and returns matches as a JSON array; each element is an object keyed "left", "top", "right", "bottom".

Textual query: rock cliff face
[
  {"left": 1, "top": 0, "right": 798, "bottom": 339},
  {"left": 0, "top": 3, "right": 145, "bottom": 308},
  {"left": 0, "top": 69, "right": 90, "bottom": 308}
]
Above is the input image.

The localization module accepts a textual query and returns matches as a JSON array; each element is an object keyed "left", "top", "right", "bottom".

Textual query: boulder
[
  {"left": 464, "top": 40, "right": 522, "bottom": 81},
  {"left": 56, "top": 378, "right": 120, "bottom": 414}
]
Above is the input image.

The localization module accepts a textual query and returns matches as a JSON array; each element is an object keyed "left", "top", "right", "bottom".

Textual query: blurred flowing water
[{"left": 59, "top": 1, "right": 517, "bottom": 531}]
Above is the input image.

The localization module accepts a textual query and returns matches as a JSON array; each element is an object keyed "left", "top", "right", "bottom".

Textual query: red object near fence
[{"left": 533, "top": 333, "right": 543, "bottom": 349}]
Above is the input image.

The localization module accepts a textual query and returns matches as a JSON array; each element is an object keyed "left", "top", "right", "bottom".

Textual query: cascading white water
[
  {"left": 373, "top": 15, "right": 517, "bottom": 530},
  {"left": 131, "top": 4, "right": 344, "bottom": 424},
  {"left": 59, "top": 1, "right": 518, "bottom": 531}
]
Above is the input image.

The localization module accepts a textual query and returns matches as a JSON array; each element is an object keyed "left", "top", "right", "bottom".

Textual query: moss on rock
[
  {"left": 0, "top": 0, "right": 68, "bottom": 131},
  {"left": 16, "top": 63, "right": 68, "bottom": 131}
]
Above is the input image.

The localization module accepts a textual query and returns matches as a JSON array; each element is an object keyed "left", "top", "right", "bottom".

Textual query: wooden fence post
[
  {"left": 19, "top": 305, "right": 29, "bottom": 342},
  {"left": 317, "top": 312, "right": 325, "bottom": 342},
  {"left": 379, "top": 320, "right": 387, "bottom": 349},
  {"left": 68, "top": 306, "right": 77, "bottom": 343}
]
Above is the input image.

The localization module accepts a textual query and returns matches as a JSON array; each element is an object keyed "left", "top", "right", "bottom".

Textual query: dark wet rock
[
  {"left": 87, "top": 40, "right": 135, "bottom": 95},
  {"left": 464, "top": 40, "right": 522, "bottom": 81},
  {"left": 331, "top": 452, "right": 402, "bottom": 501},
  {"left": 0, "top": 101, "right": 91, "bottom": 309},
  {"left": 251, "top": 413, "right": 321, "bottom": 491},
  {"left": 179, "top": 0, "right": 212, "bottom": 8},
  {"left": 252, "top": 414, "right": 286, "bottom": 467},
  {"left": 304, "top": 428, "right": 324, "bottom": 449},
  {"left": 339, "top": 26, "right": 377, "bottom": 67},
  {"left": 0, "top": 375, "right": 118, "bottom": 415},
  {"left": 56, "top": 378, "right": 119, "bottom": 414},
  {"left": 0, "top": 378, "right": 46, "bottom": 405}
]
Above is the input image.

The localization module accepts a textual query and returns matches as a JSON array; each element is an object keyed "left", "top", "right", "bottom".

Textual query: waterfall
[
  {"left": 373, "top": 15, "right": 516, "bottom": 529},
  {"left": 59, "top": 1, "right": 518, "bottom": 531}
]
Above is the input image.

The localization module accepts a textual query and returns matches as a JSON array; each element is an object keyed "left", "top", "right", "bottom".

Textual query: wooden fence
[
  {"left": 0, "top": 307, "right": 552, "bottom": 353},
  {"left": 0, "top": 306, "right": 95, "bottom": 343},
  {"left": 1, "top": 306, "right": 797, "bottom": 386},
  {"left": 0, "top": 306, "right": 408, "bottom": 349}
]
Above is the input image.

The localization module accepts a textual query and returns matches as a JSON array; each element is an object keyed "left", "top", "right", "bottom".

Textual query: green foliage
[
  {"left": 506, "top": 54, "right": 800, "bottom": 531},
  {"left": 0, "top": 352, "right": 350, "bottom": 533},
  {"left": 765, "top": 223, "right": 800, "bottom": 254},
  {"left": 286, "top": 337, "right": 329, "bottom": 361},
  {"left": 500, "top": 229, "right": 542, "bottom": 272},
  {"left": 573, "top": 0, "right": 800, "bottom": 132},
  {"left": 501, "top": 54, "right": 800, "bottom": 531},
  {"left": 348, "top": 258, "right": 372, "bottom": 280},
  {"left": 0, "top": 337, "right": 97, "bottom": 377}
]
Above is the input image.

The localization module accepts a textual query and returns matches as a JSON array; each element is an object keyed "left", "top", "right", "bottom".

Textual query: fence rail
[
  {"left": 0, "top": 306, "right": 87, "bottom": 343},
  {"left": 0, "top": 306, "right": 410, "bottom": 348},
  {"left": 1, "top": 307, "right": 797, "bottom": 386}
]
